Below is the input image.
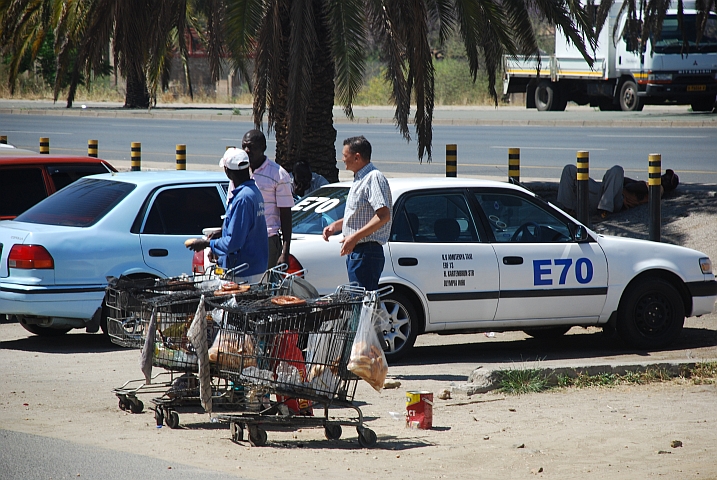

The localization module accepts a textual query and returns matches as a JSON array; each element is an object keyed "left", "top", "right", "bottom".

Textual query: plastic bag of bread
[
  {"left": 208, "top": 331, "right": 257, "bottom": 370},
  {"left": 347, "top": 298, "right": 388, "bottom": 392}
]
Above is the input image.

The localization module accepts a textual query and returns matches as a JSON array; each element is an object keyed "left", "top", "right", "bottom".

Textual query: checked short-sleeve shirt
[{"left": 342, "top": 162, "right": 392, "bottom": 245}]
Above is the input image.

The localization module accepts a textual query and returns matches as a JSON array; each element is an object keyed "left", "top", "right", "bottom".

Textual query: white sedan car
[
  {"left": 288, "top": 177, "right": 717, "bottom": 360},
  {"left": 0, "top": 171, "right": 228, "bottom": 336}
]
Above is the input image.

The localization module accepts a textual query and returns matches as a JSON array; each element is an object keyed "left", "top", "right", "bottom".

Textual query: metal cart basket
[{"left": 206, "top": 286, "right": 380, "bottom": 447}]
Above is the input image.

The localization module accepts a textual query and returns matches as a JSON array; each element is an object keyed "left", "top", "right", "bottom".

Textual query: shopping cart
[
  {"left": 207, "top": 285, "right": 383, "bottom": 448},
  {"left": 108, "top": 266, "right": 280, "bottom": 420},
  {"left": 108, "top": 266, "right": 315, "bottom": 427}
]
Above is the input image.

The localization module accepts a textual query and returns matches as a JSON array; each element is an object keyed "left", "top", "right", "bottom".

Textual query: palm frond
[{"left": 324, "top": 0, "right": 366, "bottom": 119}]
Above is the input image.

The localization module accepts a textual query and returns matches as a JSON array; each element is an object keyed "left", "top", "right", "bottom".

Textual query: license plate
[{"left": 687, "top": 85, "right": 706, "bottom": 92}]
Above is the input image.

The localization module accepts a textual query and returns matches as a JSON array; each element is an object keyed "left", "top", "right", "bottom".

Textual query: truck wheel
[
  {"left": 535, "top": 80, "right": 558, "bottom": 111},
  {"left": 690, "top": 96, "right": 716, "bottom": 112},
  {"left": 619, "top": 80, "right": 643, "bottom": 111},
  {"left": 616, "top": 278, "right": 684, "bottom": 349}
]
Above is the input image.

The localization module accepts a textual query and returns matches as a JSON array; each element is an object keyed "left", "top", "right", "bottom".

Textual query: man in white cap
[{"left": 185, "top": 148, "right": 268, "bottom": 282}]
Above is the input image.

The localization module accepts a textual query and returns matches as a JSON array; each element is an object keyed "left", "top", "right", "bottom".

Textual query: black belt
[{"left": 355, "top": 241, "right": 381, "bottom": 247}]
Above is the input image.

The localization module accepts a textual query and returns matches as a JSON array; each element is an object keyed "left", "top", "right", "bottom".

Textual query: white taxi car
[
  {"left": 288, "top": 177, "right": 717, "bottom": 360},
  {"left": 0, "top": 171, "right": 228, "bottom": 336}
]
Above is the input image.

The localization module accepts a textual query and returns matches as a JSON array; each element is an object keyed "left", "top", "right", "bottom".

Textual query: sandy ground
[{"left": 1, "top": 183, "right": 716, "bottom": 479}]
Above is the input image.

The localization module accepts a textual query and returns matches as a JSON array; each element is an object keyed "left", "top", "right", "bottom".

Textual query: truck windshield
[{"left": 653, "top": 14, "right": 717, "bottom": 53}]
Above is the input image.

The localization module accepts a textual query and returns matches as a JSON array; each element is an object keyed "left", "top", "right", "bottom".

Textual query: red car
[{"left": 0, "top": 154, "right": 117, "bottom": 220}]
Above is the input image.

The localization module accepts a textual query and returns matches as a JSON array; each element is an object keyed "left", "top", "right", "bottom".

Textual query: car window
[
  {"left": 291, "top": 186, "right": 348, "bottom": 235},
  {"left": 392, "top": 192, "right": 480, "bottom": 243},
  {"left": 474, "top": 192, "right": 571, "bottom": 243},
  {"left": 15, "top": 178, "right": 135, "bottom": 227},
  {"left": 142, "top": 186, "right": 226, "bottom": 235},
  {"left": 0, "top": 168, "right": 48, "bottom": 217},
  {"left": 47, "top": 164, "right": 111, "bottom": 191}
]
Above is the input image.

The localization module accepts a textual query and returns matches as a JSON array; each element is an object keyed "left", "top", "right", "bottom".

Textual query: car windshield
[
  {"left": 291, "top": 186, "right": 348, "bottom": 234},
  {"left": 653, "top": 14, "right": 717, "bottom": 53},
  {"left": 15, "top": 178, "right": 135, "bottom": 227}
]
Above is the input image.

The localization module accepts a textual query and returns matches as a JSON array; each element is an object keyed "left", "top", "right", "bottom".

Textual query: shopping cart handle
[
  {"left": 376, "top": 285, "right": 394, "bottom": 298},
  {"left": 224, "top": 263, "right": 249, "bottom": 277}
]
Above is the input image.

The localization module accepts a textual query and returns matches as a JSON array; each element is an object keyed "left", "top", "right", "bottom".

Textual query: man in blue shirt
[{"left": 186, "top": 148, "right": 268, "bottom": 282}]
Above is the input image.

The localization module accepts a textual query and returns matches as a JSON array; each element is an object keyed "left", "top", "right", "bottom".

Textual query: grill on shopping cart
[{"left": 205, "top": 286, "right": 381, "bottom": 447}]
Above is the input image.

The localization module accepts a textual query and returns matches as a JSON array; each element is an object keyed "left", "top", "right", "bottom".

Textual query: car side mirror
[{"left": 568, "top": 223, "right": 590, "bottom": 242}]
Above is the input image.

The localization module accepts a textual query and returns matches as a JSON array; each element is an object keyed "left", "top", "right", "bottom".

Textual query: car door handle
[
  {"left": 148, "top": 249, "right": 169, "bottom": 257},
  {"left": 398, "top": 257, "right": 418, "bottom": 266},
  {"left": 503, "top": 256, "right": 523, "bottom": 265}
]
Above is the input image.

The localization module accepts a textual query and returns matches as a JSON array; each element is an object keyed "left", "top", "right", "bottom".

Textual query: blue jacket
[{"left": 210, "top": 179, "right": 268, "bottom": 275}]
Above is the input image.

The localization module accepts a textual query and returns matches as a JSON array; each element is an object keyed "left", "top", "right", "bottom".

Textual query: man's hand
[
  {"left": 339, "top": 233, "right": 358, "bottom": 256},
  {"left": 322, "top": 219, "right": 342, "bottom": 242},
  {"left": 277, "top": 253, "right": 288, "bottom": 268},
  {"left": 185, "top": 238, "right": 210, "bottom": 252}
]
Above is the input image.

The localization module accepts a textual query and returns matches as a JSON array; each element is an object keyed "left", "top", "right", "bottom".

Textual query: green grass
[{"left": 497, "top": 362, "right": 717, "bottom": 395}]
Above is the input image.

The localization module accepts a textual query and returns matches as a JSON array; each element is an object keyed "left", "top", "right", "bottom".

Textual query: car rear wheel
[
  {"left": 380, "top": 291, "right": 419, "bottom": 362},
  {"left": 523, "top": 326, "right": 572, "bottom": 339},
  {"left": 17, "top": 316, "right": 71, "bottom": 336},
  {"left": 616, "top": 278, "right": 684, "bottom": 349}
]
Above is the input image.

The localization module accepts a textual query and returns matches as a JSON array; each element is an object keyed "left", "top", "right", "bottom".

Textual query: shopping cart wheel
[
  {"left": 129, "top": 399, "right": 144, "bottom": 414},
  {"left": 117, "top": 397, "right": 128, "bottom": 411},
  {"left": 248, "top": 425, "right": 267, "bottom": 446},
  {"left": 230, "top": 422, "right": 244, "bottom": 443},
  {"left": 356, "top": 427, "right": 377, "bottom": 448},
  {"left": 165, "top": 411, "right": 180, "bottom": 429},
  {"left": 324, "top": 424, "right": 342, "bottom": 440},
  {"left": 154, "top": 408, "right": 164, "bottom": 426}
]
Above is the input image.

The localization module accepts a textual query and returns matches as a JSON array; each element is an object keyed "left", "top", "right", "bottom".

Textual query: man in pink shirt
[{"left": 242, "top": 130, "right": 295, "bottom": 268}]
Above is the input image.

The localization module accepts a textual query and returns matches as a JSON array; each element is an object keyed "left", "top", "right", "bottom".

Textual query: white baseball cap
[{"left": 219, "top": 148, "right": 250, "bottom": 170}]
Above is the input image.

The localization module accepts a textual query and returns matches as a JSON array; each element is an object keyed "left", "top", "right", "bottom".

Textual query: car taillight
[
  {"left": 8, "top": 245, "right": 54, "bottom": 269},
  {"left": 286, "top": 254, "right": 304, "bottom": 277},
  {"left": 192, "top": 250, "right": 205, "bottom": 274}
]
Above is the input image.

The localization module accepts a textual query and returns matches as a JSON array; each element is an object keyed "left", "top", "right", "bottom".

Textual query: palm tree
[
  {"left": 224, "top": 0, "right": 599, "bottom": 181},
  {"left": 0, "top": 0, "right": 226, "bottom": 109}
]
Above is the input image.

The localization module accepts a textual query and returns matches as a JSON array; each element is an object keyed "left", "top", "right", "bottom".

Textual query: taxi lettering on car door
[
  {"left": 472, "top": 190, "right": 608, "bottom": 322},
  {"left": 388, "top": 190, "right": 499, "bottom": 327}
]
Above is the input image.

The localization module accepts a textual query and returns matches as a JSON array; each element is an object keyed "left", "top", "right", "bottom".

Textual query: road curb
[
  {"left": 458, "top": 359, "right": 717, "bottom": 395},
  {"left": 2, "top": 107, "right": 716, "bottom": 127}
]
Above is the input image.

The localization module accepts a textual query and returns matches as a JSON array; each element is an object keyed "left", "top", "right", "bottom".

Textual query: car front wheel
[
  {"left": 380, "top": 291, "right": 419, "bottom": 362},
  {"left": 616, "top": 278, "right": 684, "bottom": 349}
]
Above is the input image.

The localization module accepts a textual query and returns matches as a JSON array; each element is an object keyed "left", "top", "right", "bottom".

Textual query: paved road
[{"left": 1, "top": 101, "right": 716, "bottom": 184}]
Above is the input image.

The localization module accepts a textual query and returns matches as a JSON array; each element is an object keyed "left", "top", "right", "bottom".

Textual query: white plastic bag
[{"left": 348, "top": 294, "right": 388, "bottom": 391}]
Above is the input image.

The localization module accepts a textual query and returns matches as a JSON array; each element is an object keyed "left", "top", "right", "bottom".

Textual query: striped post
[
  {"left": 88, "top": 139, "right": 98, "bottom": 158},
  {"left": 176, "top": 144, "right": 186, "bottom": 170},
  {"left": 131, "top": 142, "right": 142, "bottom": 171},
  {"left": 40, "top": 137, "right": 50, "bottom": 154},
  {"left": 576, "top": 151, "right": 590, "bottom": 227},
  {"left": 648, "top": 153, "right": 662, "bottom": 242},
  {"left": 508, "top": 148, "right": 520, "bottom": 183},
  {"left": 0, "top": 135, "right": 7, "bottom": 144},
  {"left": 446, "top": 144, "right": 457, "bottom": 177}
]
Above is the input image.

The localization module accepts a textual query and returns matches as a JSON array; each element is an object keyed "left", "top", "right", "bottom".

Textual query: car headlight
[
  {"left": 647, "top": 72, "right": 673, "bottom": 82},
  {"left": 699, "top": 257, "right": 713, "bottom": 275}
]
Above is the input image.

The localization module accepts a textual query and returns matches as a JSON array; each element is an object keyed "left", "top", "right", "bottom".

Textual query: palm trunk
[
  {"left": 302, "top": 2, "right": 337, "bottom": 183},
  {"left": 124, "top": 68, "right": 150, "bottom": 109}
]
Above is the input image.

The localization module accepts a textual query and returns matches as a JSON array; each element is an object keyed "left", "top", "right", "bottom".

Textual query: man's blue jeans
[{"left": 346, "top": 242, "right": 384, "bottom": 291}]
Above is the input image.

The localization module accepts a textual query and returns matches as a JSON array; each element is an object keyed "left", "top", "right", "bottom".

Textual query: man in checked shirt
[{"left": 322, "top": 136, "right": 392, "bottom": 291}]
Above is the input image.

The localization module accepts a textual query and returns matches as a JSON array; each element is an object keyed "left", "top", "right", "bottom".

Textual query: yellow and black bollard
[
  {"left": 88, "top": 139, "right": 98, "bottom": 158},
  {"left": 648, "top": 153, "right": 662, "bottom": 242},
  {"left": 131, "top": 142, "right": 142, "bottom": 171},
  {"left": 446, "top": 144, "right": 457, "bottom": 177},
  {"left": 576, "top": 151, "right": 590, "bottom": 227},
  {"left": 0, "top": 135, "right": 7, "bottom": 144},
  {"left": 508, "top": 148, "right": 520, "bottom": 183},
  {"left": 40, "top": 137, "right": 50, "bottom": 154},
  {"left": 176, "top": 144, "right": 186, "bottom": 170}
]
